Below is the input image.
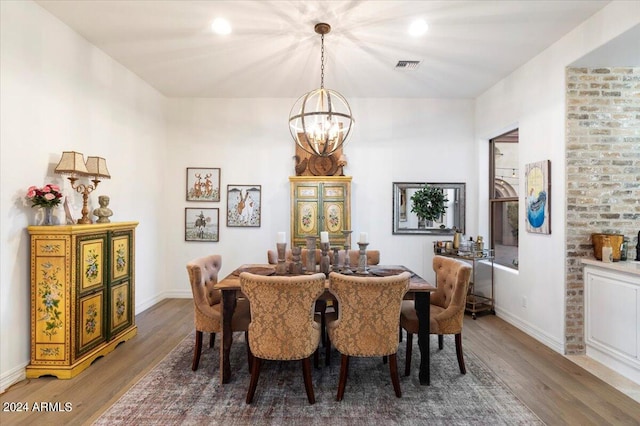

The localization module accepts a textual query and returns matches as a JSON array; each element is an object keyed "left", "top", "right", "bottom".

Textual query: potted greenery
[{"left": 410, "top": 184, "right": 448, "bottom": 228}]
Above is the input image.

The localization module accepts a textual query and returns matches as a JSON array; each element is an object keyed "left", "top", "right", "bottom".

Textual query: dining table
[{"left": 213, "top": 264, "right": 436, "bottom": 385}]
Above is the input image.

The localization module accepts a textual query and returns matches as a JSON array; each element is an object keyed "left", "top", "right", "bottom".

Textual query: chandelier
[{"left": 289, "top": 23, "right": 354, "bottom": 157}]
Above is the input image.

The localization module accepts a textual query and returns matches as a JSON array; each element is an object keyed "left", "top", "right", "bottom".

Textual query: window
[{"left": 490, "top": 130, "right": 519, "bottom": 269}]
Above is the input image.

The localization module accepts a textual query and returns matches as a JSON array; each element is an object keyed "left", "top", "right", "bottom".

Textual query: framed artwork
[
  {"left": 227, "top": 185, "right": 261, "bottom": 227},
  {"left": 525, "top": 160, "right": 551, "bottom": 234},
  {"left": 185, "top": 208, "right": 219, "bottom": 242},
  {"left": 186, "top": 168, "right": 220, "bottom": 202}
]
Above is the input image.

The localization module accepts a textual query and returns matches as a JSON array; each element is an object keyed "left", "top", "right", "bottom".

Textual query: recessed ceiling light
[
  {"left": 408, "top": 19, "right": 428, "bottom": 37},
  {"left": 211, "top": 18, "right": 232, "bottom": 35}
]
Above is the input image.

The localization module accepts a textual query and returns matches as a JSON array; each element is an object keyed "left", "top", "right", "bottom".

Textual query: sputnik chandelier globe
[{"left": 289, "top": 23, "right": 354, "bottom": 157}]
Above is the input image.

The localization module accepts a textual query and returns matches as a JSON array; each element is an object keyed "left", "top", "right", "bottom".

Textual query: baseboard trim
[
  {"left": 1, "top": 361, "right": 28, "bottom": 394},
  {"left": 136, "top": 290, "right": 191, "bottom": 313},
  {"left": 495, "top": 308, "right": 564, "bottom": 354}
]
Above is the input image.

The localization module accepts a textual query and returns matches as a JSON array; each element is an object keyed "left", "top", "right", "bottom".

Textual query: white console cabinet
[{"left": 583, "top": 259, "right": 640, "bottom": 385}]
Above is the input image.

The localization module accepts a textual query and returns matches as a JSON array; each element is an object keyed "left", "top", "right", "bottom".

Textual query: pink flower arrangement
[{"left": 26, "top": 184, "right": 63, "bottom": 208}]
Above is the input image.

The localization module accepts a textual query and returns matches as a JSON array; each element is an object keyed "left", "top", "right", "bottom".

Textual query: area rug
[{"left": 94, "top": 333, "right": 544, "bottom": 425}]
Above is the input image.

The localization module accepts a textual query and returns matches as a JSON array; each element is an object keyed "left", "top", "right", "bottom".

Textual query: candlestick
[
  {"left": 305, "top": 236, "right": 317, "bottom": 273},
  {"left": 277, "top": 232, "right": 286, "bottom": 244},
  {"left": 358, "top": 232, "right": 368, "bottom": 244},
  {"left": 341, "top": 230, "right": 353, "bottom": 275},
  {"left": 357, "top": 242, "right": 369, "bottom": 274},
  {"left": 291, "top": 246, "right": 303, "bottom": 275},
  {"left": 320, "top": 242, "right": 330, "bottom": 276},
  {"left": 276, "top": 242, "right": 287, "bottom": 275},
  {"left": 320, "top": 231, "right": 329, "bottom": 243},
  {"left": 332, "top": 246, "right": 341, "bottom": 272}
]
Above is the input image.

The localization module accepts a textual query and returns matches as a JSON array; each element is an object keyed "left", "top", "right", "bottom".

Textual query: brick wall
[{"left": 565, "top": 67, "right": 640, "bottom": 354}]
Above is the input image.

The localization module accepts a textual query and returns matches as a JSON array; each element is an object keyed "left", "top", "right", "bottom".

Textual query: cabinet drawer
[{"left": 34, "top": 239, "right": 67, "bottom": 256}]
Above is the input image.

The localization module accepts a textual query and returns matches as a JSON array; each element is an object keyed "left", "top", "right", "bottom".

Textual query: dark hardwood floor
[{"left": 1, "top": 298, "right": 639, "bottom": 425}]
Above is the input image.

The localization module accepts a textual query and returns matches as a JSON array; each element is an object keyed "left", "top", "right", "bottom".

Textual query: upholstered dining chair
[
  {"left": 186, "top": 254, "right": 252, "bottom": 372},
  {"left": 240, "top": 272, "right": 326, "bottom": 404},
  {"left": 400, "top": 255, "right": 471, "bottom": 377},
  {"left": 266, "top": 248, "right": 381, "bottom": 361},
  {"left": 326, "top": 271, "right": 411, "bottom": 401}
]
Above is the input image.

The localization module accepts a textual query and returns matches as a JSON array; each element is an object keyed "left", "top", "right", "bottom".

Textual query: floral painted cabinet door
[
  {"left": 31, "top": 237, "right": 69, "bottom": 363},
  {"left": 108, "top": 229, "right": 133, "bottom": 338},
  {"left": 290, "top": 176, "right": 351, "bottom": 248},
  {"left": 75, "top": 233, "right": 108, "bottom": 358}
]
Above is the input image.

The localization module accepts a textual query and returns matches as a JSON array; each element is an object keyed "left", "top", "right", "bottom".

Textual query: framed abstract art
[{"left": 525, "top": 160, "right": 551, "bottom": 234}]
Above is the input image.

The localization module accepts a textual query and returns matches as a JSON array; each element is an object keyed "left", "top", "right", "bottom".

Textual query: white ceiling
[{"left": 36, "top": 0, "right": 622, "bottom": 99}]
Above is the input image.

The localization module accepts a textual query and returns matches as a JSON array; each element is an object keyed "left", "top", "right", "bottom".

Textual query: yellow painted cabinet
[
  {"left": 290, "top": 176, "right": 351, "bottom": 247},
  {"left": 27, "top": 222, "right": 138, "bottom": 379}
]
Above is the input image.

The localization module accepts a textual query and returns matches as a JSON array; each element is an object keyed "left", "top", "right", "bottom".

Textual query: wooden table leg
[
  {"left": 220, "top": 289, "right": 237, "bottom": 384},
  {"left": 414, "top": 292, "right": 431, "bottom": 385}
]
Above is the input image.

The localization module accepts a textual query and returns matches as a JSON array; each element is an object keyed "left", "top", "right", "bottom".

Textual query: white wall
[
  {"left": 166, "top": 98, "right": 476, "bottom": 295},
  {"left": 475, "top": 1, "right": 640, "bottom": 353},
  {"left": 0, "top": 1, "right": 167, "bottom": 391}
]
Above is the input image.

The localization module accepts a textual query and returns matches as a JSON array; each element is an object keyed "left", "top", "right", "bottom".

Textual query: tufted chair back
[
  {"left": 327, "top": 271, "right": 410, "bottom": 356},
  {"left": 186, "top": 255, "right": 251, "bottom": 372},
  {"left": 239, "top": 272, "right": 326, "bottom": 404},
  {"left": 429, "top": 256, "right": 471, "bottom": 334},
  {"left": 187, "top": 255, "right": 224, "bottom": 332}
]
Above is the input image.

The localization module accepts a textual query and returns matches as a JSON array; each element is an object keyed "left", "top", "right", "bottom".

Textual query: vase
[{"left": 41, "top": 206, "right": 54, "bottom": 226}]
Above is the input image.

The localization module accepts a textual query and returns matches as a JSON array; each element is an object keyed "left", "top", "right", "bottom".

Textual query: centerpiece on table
[
  {"left": 26, "top": 184, "right": 63, "bottom": 225},
  {"left": 410, "top": 184, "right": 448, "bottom": 229}
]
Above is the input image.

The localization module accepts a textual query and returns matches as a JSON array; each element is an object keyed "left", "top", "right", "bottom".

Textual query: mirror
[{"left": 393, "top": 182, "right": 465, "bottom": 235}]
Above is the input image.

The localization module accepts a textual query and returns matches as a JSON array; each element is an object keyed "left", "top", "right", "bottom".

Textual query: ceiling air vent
[{"left": 395, "top": 60, "right": 421, "bottom": 70}]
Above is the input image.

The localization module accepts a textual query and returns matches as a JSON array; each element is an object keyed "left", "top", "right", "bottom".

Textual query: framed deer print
[
  {"left": 227, "top": 185, "right": 261, "bottom": 227},
  {"left": 185, "top": 208, "right": 219, "bottom": 242},
  {"left": 186, "top": 168, "right": 220, "bottom": 202}
]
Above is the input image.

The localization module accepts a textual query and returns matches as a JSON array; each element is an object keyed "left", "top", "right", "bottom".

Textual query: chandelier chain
[{"left": 320, "top": 33, "right": 325, "bottom": 89}]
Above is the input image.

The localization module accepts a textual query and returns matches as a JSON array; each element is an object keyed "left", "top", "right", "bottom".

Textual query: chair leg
[
  {"left": 389, "top": 353, "right": 402, "bottom": 398},
  {"left": 383, "top": 355, "right": 388, "bottom": 364},
  {"left": 209, "top": 332, "right": 216, "bottom": 348},
  {"left": 246, "top": 357, "right": 262, "bottom": 404},
  {"left": 399, "top": 324, "right": 403, "bottom": 342},
  {"left": 302, "top": 356, "right": 316, "bottom": 404},
  {"left": 455, "top": 333, "right": 466, "bottom": 374},
  {"left": 192, "top": 330, "right": 203, "bottom": 371},
  {"left": 404, "top": 332, "right": 413, "bottom": 376},
  {"left": 314, "top": 346, "right": 319, "bottom": 369},
  {"left": 336, "top": 354, "right": 350, "bottom": 401},
  {"left": 325, "top": 334, "right": 331, "bottom": 367},
  {"left": 245, "top": 331, "right": 253, "bottom": 372},
  {"left": 438, "top": 334, "right": 444, "bottom": 350}
]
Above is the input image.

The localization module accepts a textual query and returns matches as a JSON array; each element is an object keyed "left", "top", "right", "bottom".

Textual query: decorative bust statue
[{"left": 93, "top": 195, "right": 113, "bottom": 223}]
